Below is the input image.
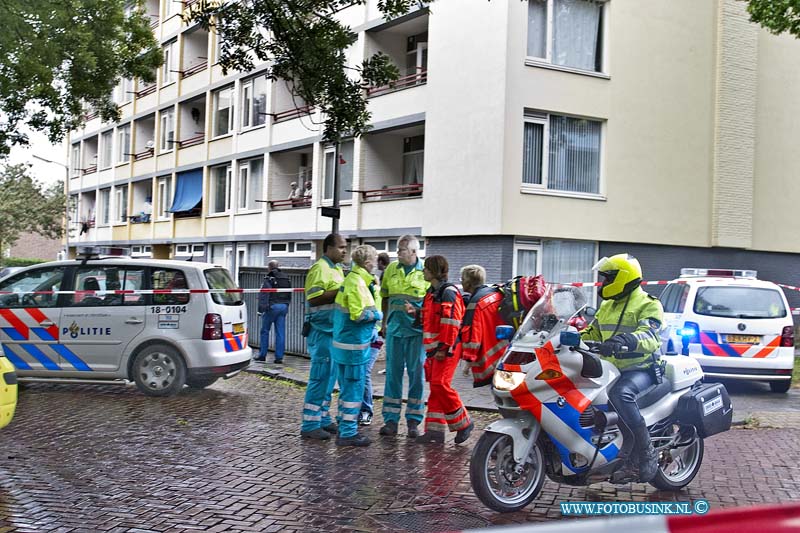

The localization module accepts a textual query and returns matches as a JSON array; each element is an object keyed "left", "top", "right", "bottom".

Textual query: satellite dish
[{"left": 145, "top": 140, "right": 155, "bottom": 149}]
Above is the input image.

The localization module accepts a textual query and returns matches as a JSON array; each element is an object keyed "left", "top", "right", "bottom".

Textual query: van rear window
[
  {"left": 204, "top": 268, "right": 243, "bottom": 305},
  {"left": 693, "top": 287, "right": 787, "bottom": 319}
]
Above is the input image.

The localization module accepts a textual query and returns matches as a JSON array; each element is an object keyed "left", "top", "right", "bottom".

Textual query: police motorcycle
[{"left": 469, "top": 285, "right": 732, "bottom": 513}]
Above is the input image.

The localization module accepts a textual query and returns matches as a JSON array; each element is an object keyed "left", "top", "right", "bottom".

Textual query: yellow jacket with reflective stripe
[
  {"left": 332, "top": 266, "right": 382, "bottom": 365},
  {"left": 380, "top": 259, "right": 429, "bottom": 337},
  {"left": 304, "top": 256, "right": 344, "bottom": 333},
  {"left": 581, "top": 287, "right": 664, "bottom": 371}
]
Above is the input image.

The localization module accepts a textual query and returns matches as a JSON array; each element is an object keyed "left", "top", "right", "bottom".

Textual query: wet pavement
[{"left": 0, "top": 373, "right": 798, "bottom": 532}]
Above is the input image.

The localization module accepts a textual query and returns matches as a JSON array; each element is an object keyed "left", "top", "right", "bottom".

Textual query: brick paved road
[{"left": 0, "top": 375, "right": 798, "bottom": 532}]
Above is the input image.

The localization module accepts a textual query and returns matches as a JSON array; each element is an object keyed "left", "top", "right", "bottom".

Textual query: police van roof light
[
  {"left": 76, "top": 246, "right": 130, "bottom": 261},
  {"left": 680, "top": 268, "right": 757, "bottom": 278}
]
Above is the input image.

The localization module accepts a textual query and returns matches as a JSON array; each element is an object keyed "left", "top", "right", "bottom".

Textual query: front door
[
  {"left": 0, "top": 266, "right": 67, "bottom": 374},
  {"left": 59, "top": 265, "right": 147, "bottom": 374}
]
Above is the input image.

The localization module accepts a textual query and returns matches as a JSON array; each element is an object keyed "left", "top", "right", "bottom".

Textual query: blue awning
[{"left": 168, "top": 169, "right": 203, "bottom": 213}]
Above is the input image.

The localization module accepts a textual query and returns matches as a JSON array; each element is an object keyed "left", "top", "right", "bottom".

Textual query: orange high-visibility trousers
[{"left": 423, "top": 355, "right": 471, "bottom": 432}]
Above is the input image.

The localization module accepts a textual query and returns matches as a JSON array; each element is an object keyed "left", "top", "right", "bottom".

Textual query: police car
[
  {"left": 0, "top": 251, "right": 252, "bottom": 396},
  {"left": 659, "top": 268, "right": 795, "bottom": 393}
]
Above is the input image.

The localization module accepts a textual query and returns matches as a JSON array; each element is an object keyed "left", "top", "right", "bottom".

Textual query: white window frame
[
  {"left": 209, "top": 164, "right": 232, "bottom": 215},
  {"left": 71, "top": 144, "right": 80, "bottom": 176},
  {"left": 212, "top": 86, "right": 235, "bottom": 138},
  {"left": 116, "top": 124, "right": 131, "bottom": 164},
  {"left": 162, "top": 41, "right": 177, "bottom": 85},
  {"left": 525, "top": 0, "right": 608, "bottom": 76},
  {"left": 237, "top": 158, "right": 263, "bottom": 212},
  {"left": 192, "top": 244, "right": 205, "bottom": 256},
  {"left": 100, "top": 130, "right": 113, "bottom": 169},
  {"left": 99, "top": 188, "right": 111, "bottom": 225},
  {"left": 269, "top": 241, "right": 312, "bottom": 257},
  {"left": 159, "top": 107, "right": 175, "bottom": 152},
  {"left": 241, "top": 82, "right": 253, "bottom": 129},
  {"left": 156, "top": 176, "right": 171, "bottom": 220},
  {"left": 114, "top": 185, "right": 128, "bottom": 224},
  {"left": 512, "top": 241, "right": 542, "bottom": 277},
  {"left": 522, "top": 111, "right": 604, "bottom": 199},
  {"left": 175, "top": 244, "right": 190, "bottom": 256}
]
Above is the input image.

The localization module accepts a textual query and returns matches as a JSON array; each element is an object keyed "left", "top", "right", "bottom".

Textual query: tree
[
  {"left": 746, "top": 0, "right": 800, "bottom": 38},
  {"left": 0, "top": 0, "right": 162, "bottom": 157},
  {"left": 0, "top": 164, "right": 66, "bottom": 259},
  {"left": 186, "top": 0, "right": 424, "bottom": 141}
]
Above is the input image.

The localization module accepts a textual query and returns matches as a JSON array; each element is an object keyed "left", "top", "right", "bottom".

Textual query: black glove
[{"left": 598, "top": 333, "right": 638, "bottom": 357}]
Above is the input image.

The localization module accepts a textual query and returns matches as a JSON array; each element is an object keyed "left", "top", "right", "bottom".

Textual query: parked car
[
  {"left": 659, "top": 268, "right": 795, "bottom": 393},
  {"left": 0, "top": 253, "right": 252, "bottom": 396},
  {"left": 0, "top": 266, "right": 23, "bottom": 280}
]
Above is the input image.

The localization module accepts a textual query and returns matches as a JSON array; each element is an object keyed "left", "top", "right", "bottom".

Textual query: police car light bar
[
  {"left": 680, "top": 268, "right": 757, "bottom": 278},
  {"left": 76, "top": 246, "right": 130, "bottom": 259}
]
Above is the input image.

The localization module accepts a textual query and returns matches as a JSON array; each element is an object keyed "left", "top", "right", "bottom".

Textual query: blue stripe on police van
[
  {"left": 31, "top": 327, "right": 56, "bottom": 342},
  {"left": 2, "top": 344, "right": 31, "bottom": 370},
  {"left": 51, "top": 345, "right": 92, "bottom": 372},
  {"left": 20, "top": 344, "right": 60, "bottom": 371},
  {"left": 2, "top": 327, "right": 25, "bottom": 341}
]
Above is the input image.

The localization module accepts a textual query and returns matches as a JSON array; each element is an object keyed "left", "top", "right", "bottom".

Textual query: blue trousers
[
  {"left": 301, "top": 328, "right": 335, "bottom": 432},
  {"left": 381, "top": 334, "right": 425, "bottom": 425},
  {"left": 260, "top": 303, "right": 288, "bottom": 360},
  {"left": 336, "top": 362, "right": 367, "bottom": 438},
  {"left": 361, "top": 344, "right": 380, "bottom": 416}
]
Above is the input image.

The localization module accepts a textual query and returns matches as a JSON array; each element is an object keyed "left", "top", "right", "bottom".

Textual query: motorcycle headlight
[{"left": 493, "top": 370, "right": 525, "bottom": 391}]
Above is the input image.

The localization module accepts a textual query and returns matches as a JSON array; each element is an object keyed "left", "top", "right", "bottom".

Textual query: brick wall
[
  {"left": 8, "top": 232, "right": 62, "bottom": 261},
  {"left": 427, "top": 235, "right": 514, "bottom": 284}
]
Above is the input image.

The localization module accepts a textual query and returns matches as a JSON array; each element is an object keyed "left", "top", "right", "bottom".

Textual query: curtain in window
[
  {"left": 403, "top": 152, "right": 424, "bottom": 185},
  {"left": 214, "top": 89, "right": 232, "bottom": 137},
  {"left": 552, "top": 0, "right": 601, "bottom": 71},
  {"left": 212, "top": 167, "right": 228, "bottom": 212},
  {"left": 516, "top": 249, "right": 538, "bottom": 277},
  {"left": 168, "top": 169, "right": 203, "bottom": 212},
  {"left": 527, "top": 0, "right": 547, "bottom": 58},
  {"left": 542, "top": 239, "right": 595, "bottom": 300},
  {"left": 523, "top": 122, "right": 543, "bottom": 185},
  {"left": 248, "top": 159, "right": 263, "bottom": 210},
  {"left": 339, "top": 141, "right": 354, "bottom": 201},
  {"left": 324, "top": 151, "right": 334, "bottom": 200},
  {"left": 253, "top": 77, "right": 268, "bottom": 126},
  {"left": 548, "top": 115, "right": 600, "bottom": 193}
]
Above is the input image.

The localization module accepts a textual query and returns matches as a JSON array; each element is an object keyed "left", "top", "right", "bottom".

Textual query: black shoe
[
  {"left": 253, "top": 357, "right": 266, "bottom": 362},
  {"left": 322, "top": 422, "right": 338, "bottom": 434},
  {"left": 300, "top": 428, "right": 330, "bottom": 441},
  {"left": 454, "top": 421, "right": 474, "bottom": 444},
  {"left": 415, "top": 430, "right": 445, "bottom": 444},
  {"left": 379, "top": 421, "right": 398, "bottom": 436},
  {"left": 336, "top": 433, "right": 371, "bottom": 447},
  {"left": 406, "top": 421, "right": 420, "bottom": 439},
  {"left": 273, "top": 359, "right": 283, "bottom": 365},
  {"left": 638, "top": 444, "right": 659, "bottom": 482}
]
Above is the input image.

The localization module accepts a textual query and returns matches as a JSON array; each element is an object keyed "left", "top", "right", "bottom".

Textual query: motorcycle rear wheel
[
  {"left": 650, "top": 424, "right": 704, "bottom": 491},
  {"left": 469, "top": 432, "right": 546, "bottom": 513}
]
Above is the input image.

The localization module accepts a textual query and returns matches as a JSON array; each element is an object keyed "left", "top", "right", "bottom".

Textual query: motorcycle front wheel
[
  {"left": 469, "top": 432, "right": 546, "bottom": 513},
  {"left": 650, "top": 424, "right": 704, "bottom": 491}
]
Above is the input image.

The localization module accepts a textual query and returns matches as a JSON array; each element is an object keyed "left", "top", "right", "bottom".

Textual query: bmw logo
[{"left": 737, "top": 323, "right": 746, "bottom": 331}]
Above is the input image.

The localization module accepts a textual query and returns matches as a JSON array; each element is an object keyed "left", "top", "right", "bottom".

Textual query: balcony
[
  {"left": 269, "top": 197, "right": 312, "bottom": 211},
  {"left": 181, "top": 60, "right": 208, "bottom": 80},
  {"left": 272, "top": 105, "right": 315, "bottom": 124},
  {"left": 136, "top": 83, "right": 157, "bottom": 98},
  {"left": 367, "top": 68, "right": 427, "bottom": 98},
  {"left": 134, "top": 148, "right": 154, "bottom": 161},
  {"left": 179, "top": 132, "right": 205, "bottom": 148},
  {"left": 358, "top": 183, "right": 422, "bottom": 201}
]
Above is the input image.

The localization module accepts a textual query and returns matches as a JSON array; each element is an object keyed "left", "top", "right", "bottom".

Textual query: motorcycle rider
[{"left": 581, "top": 254, "right": 663, "bottom": 482}]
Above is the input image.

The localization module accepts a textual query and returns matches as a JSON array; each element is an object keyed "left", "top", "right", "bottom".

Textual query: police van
[
  {"left": 659, "top": 268, "right": 795, "bottom": 393},
  {"left": 0, "top": 252, "right": 252, "bottom": 396}
]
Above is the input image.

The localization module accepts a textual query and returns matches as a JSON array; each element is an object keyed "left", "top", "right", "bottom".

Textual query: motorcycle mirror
[
  {"left": 495, "top": 325, "right": 515, "bottom": 340},
  {"left": 583, "top": 306, "right": 597, "bottom": 319},
  {"left": 559, "top": 331, "right": 581, "bottom": 347}
]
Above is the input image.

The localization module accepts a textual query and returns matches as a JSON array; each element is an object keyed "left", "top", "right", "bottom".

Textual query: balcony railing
[
  {"left": 82, "top": 165, "right": 98, "bottom": 175},
  {"left": 269, "top": 197, "right": 311, "bottom": 210},
  {"left": 179, "top": 132, "right": 205, "bottom": 148},
  {"left": 359, "top": 183, "right": 423, "bottom": 201},
  {"left": 367, "top": 69, "right": 427, "bottom": 98},
  {"left": 181, "top": 60, "right": 208, "bottom": 79},
  {"left": 84, "top": 111, "right": 99, "bottom": 121},
  {"left": 134, "top": 148, "right": 154, "bottom": 161},
  {"left": 137, "top": 84, "right": 157, "bottom": 98},
  {"left": 272, "top": 105, "right": 314, "bottom": 123},
  {"left": 148, "top": 14, "right": 159, "bottom": 28}
]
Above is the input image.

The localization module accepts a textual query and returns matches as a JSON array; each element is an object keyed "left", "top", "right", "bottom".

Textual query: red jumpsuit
[
  {"left": 460, "top": 286, "right": 509, "bottom": 388},
  {"left": 421, "top": 282, "right": 470, "bottom": 433}
]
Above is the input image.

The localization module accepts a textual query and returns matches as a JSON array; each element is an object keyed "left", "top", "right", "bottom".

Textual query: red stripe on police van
[
  {"left": 25, "top": 308, "right": 58, "bottom": 341},
  {"left": 751, "top": 335, "right": 781, "bottom": 359},
  {"left": 0, "top": 309, "right": 28, "bottom": 340}
]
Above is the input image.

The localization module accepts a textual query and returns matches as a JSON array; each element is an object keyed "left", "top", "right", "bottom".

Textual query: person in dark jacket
[{"left": 257, "top": 260, "right": 292, "bottom": 364}]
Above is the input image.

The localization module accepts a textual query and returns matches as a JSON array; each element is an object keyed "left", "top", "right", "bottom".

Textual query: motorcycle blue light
[
  {"left": 678, "top": 326, "right": 697, "bottom": 337},
  {"left": 559, "top": 331, "right": 581, "bottom": 347},
  {"left": 495, "top": 325, "right": 515, "bottom": 340}
]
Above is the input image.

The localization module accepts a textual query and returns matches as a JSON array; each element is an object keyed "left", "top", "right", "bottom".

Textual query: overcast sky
[{"left": 6, "top": 126, "right": 67, "bottom": 186}]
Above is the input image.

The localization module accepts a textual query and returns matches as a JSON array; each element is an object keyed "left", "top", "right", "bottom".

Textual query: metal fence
[{"left": 239, "top": 266, "right": 309, "bottom": 356}]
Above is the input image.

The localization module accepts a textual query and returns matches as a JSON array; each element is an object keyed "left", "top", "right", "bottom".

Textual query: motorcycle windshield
[{"left": 514, "top": 284, "right": 587, "bottom": 343}]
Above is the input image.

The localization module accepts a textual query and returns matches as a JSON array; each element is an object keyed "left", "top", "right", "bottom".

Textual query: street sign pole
[{"left": 332, "top": 141, "right": 340, "bottom": 233}]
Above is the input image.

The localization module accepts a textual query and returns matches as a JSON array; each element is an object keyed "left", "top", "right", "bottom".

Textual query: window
[
  {"left": 661, "top": 283, "right": 690, "bottom": 314},
  {"left": 240, "top": 75, "right": 268, "bottom": 129},
  {"left": 165, "top": 0, "right": 179, "bottom": 17},
  {"left": 204, "top": 268, "right": 243, "bottom": 306},
  {"left": 527, "top": 0, "right": 605, "bottom": 73},
  {"left": 116, "top": 124, "right": 131, "bottom": 163},
  {"left": 513, "top": 242, "right": 540, "bottom": 277},
  {"left": 403, "top": 135, "right": 424, "bottom": 186},
  {"left": 523, "top": 112, "right": 601, "bottom": 194},
  {"left": 693, "top": 287, "right": 787, "bottom": 319},
  {"left": 115, "top": 78, "right": 134, "bottom": 104},
  {"left": 213, "top": 86, "right": 234, "bottom": 137},
  {"left": 269, "top": 242, "right": 312, "bottom": 256},
  {"left": 68, "top": 194, "right": 78, "bottom": 225},
  {"left": 131, "top": 245, "right": 152, "bottom": 257},
  {"left": 152, "top": 269, "right": 190, "bottom": 305},
  {"left": 69, "top": 266, "right": 145, "bottom": 307},
  {"left": 323, "top": 141, "right": 353, "bottom": 202},
  {"left": 162, "top": 40, "right": 177, "bottom": 84},
  {"left": 209, "top": 164, "right": 231, "bottom": 214},
  {"left": 71, "top": 144, "right": 80, "bottom": 176},
  {"left": 115, "top": 185, "right": 128, "bottom": 223},
  {"left": 237, "top": 158, "right": 263, "bottom": 211},
  {"left": 406, "top": 32, "right": 428, "bottom": 76},
  {"left": 159, "top": 107, "right": 175, "bottom": 151},
  {"left": 100, "top": 131, "right": 113, "bottom": 169},
  {"left": 0, "top": 267, "right": 65, "bottom": 309},
  {"left": 246, "top": 243, "right": 266, "bottom": 266},
  {"left": 99, "top": 188, "right": 111, "bottom": 225},
  {"left": 541, "top": 239, "right": 595, "bottom": 301},
  {"left": 156, "top": 176, "right": 171, "bottom": 220},
  {"left": 174, "top": 244, "right": 204, "bottom": 257}
]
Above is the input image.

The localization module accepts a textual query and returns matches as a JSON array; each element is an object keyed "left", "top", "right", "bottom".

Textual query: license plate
[
  {"left": 724, "top": 334, "right": 760, "bottom": 344},
  {"left": 233, "top": 323, "right": 245, "bottom": 335}
]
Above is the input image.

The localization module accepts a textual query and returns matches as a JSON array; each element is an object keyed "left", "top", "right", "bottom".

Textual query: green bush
[{"left": 1, "top": 257, "right": 48, "bottom": 267}]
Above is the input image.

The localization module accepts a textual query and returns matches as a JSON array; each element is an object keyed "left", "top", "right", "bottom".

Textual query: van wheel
[
  {"left": 186, "top": 377, "right": 218, "bottom": 389},
  {"left": 132, "top": 345, "right": 186, "bottom": 397},
  {"left": 770, "top": 379, "right": 791, "bottom": 393}
]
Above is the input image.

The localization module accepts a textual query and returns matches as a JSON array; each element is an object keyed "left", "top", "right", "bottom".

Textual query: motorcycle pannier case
[{"left": 676, "top": 383, "right": 732, "bottom": 438}]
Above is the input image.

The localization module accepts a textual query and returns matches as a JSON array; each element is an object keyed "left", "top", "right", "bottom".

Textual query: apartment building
[{"left": 66, "top": 0, "right": 800, "bottom": 294}]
